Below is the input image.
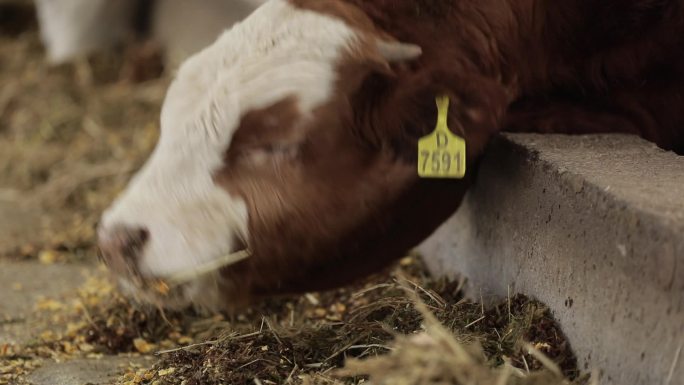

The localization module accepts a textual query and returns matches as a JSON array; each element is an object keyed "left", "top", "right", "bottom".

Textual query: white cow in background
[
  {"left": 33, "top": 0, "right": 267, "bottom": 69},
  {"left": 33, "top": 0, "right": 136, "bottom": 64}
]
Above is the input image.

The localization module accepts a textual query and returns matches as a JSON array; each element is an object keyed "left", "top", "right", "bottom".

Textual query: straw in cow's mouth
[{"left": 157, "top": 249, "right": 252, "bottom": 289}]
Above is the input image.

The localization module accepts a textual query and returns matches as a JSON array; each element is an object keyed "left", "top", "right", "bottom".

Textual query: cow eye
[{"left": 236, "top": 143, "right": 299, "bottom": 168}]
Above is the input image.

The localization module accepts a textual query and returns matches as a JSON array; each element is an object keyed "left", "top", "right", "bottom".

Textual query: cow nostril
[
  {"left": 122, "top": 228, "right": 149, "bottom": 253},
  {"left": 97, "top": 226, "right": 149, "bottom": 276}
]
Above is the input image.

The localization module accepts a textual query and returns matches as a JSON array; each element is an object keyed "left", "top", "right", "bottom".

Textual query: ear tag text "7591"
[{"left": 418, "top": 96, "right": 466, "bottom": 179}]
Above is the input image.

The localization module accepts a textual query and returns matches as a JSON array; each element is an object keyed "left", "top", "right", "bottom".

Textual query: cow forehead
[{"left": 158, "top": 0, "right": 359, "bottom": 149}]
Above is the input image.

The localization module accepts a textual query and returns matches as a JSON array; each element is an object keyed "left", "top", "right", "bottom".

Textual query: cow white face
[{"left": 98, "top": 0, "right": 430, "bottom": 310}]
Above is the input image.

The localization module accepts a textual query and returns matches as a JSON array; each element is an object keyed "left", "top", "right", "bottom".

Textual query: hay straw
[
  {"left": 522, "top": 341, "right": 563, "bottom": 377},
  {"left": 666, "top": 340, "right": 683, "bottom": 385},
  {"left": 165, "top": 249, "right": 251, "bottom": 285},
  {"left": 332, "top": 273, "right": 576, "bottom": 385}
]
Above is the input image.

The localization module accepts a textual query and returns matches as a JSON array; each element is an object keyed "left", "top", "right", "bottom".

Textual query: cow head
[{"left": 97, "top": 0, "right": 503, "bottom": 310}]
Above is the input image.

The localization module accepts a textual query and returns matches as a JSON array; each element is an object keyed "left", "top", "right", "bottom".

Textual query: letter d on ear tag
[{"left": 418, "top": 96, "right": 466, "bottom": 178}]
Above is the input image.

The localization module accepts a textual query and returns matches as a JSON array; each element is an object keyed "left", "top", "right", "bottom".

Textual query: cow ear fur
[{"left": 350, "top": 68, "right": 509, "bottom": 162}]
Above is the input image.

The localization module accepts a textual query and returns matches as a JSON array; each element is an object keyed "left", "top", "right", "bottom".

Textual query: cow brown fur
[
  {"left": 208, "top": 0, "right": 684, "bottom": 307},
  {"left": 303, "top": 0, "right": 684, "bottom": 151}
]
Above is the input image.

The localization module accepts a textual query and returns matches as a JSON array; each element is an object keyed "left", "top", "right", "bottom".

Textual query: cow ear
[
  {"left": 226, "top": 96, "right": 304, "bottom": 165},
  {"left": 351, "top": 70, "right": 509, "bottom": 161}
]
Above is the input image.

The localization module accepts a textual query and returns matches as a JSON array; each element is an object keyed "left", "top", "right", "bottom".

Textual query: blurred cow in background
[
  {"left": 33, "top": 0, "right": 267, "bottom": 72},
  {"left": 33, "top": 0, "right": 139, "bottom": 65}
]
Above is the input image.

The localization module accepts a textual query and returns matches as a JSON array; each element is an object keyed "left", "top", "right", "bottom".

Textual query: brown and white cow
[{"left": 97, "top": 0, "right": 684, "bottom": 310}]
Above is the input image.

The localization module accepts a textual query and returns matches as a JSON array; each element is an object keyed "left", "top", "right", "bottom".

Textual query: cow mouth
[{"left": 103, "top": 249, "right": 251, "bottom": 309}]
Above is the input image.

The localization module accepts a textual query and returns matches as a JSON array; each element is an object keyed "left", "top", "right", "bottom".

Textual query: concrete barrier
[{"left": 419, "top": 133, "right": 684, "bottom": 385}]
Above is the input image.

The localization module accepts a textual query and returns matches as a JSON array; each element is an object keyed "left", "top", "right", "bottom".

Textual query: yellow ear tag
[{"left": 418, "top": 96, "right": 466, "bottom": 179}]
